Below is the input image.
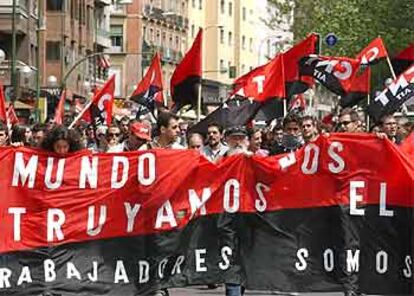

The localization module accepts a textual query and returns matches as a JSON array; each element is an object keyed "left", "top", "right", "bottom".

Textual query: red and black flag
[
  {"left": 392, "top": 44, "right": 414, "bottom": 76},
  {"left": 130, "top": 53, "right": 164, "bottom": 113},
  {"left": 283, "top": 33, "right": 319, "bottom": 96},
  {"left": 6, "top": 104, "right": 19, "bottom": 125},
  {"left": 170, "top": 29, "right": 202, "bottom": 111},
  {"left": 289, "top": 93, "right": 306, "bottom": 112},
  {"left": 367, "top": 64, "right": 414, "bottom": 122},
  {"left": 356, "top": 37, "right": 389, "bottom": 65},
  {"left": 339, "top": 67, "right": 371, "bottom": 108},
  {"left": 299, "top": 55, "right": 360, "bottom": 96},
  {"left": 0, "top": 84, "right": 7, "bottom": 123}
]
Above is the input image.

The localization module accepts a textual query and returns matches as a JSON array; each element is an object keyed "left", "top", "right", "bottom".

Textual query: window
[
  {"left": 162, "top": 32, "right": 166, "bottom": 45},
  {"left": 220, "top": 0, "right": 225, "bottom": 14},
  {"left": 191, "top": 24, "right": 195, "bottom": 38},
  {"left": 192, "top": 0, "right": 196, "bottom": 8},
  {"left": 249, "top": 38, "right": 253, "bottom": 52},
  {"left": 228, "top": 2, "right": 232, "bottom": 16},
  {"left": 46, "top": 42, "right": 61, "bottom": 60},
  {"left": 110, "top": 25, "right": 124, "bottom": 51},
  {"left": 175, "top": 36, "right": 180, "bottom": 50},
  {"left": 47, "top": 0, "right": 64, "bottom": 11},
  {"left": 220, "top": 28, "right": 224, "bottom": 44},
  {"left": 199, "top": 0, "right": 202, "bottom": 9},
  {"left": 242, "top": 7, "right": 246, "bottom": 21},
  {"left": 156, "top": 30, "right": 161, "bottom": 45},
  {"left": 241, "top": 64, "right": 245, "bottom": 74},
  {"left": 242, "top": 35, "right": 246, "bottom": 49},
  {"left": 220, "top": 59, "right": 224, "bottom": 70},
  {"left": 228, "top": 31, "right": 232, "bottom": 46},
  {"left": 169, "top": 34, "right": 173, "bottom": 47},
  {"left": 149, "top": 28, "right": 154, "bottom": 43}
]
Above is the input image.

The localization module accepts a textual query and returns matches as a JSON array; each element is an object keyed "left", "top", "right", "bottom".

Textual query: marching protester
[
  {"left": 123, "top": 121, "right": 152, "bottom": 151},
  {"left": 187, "top": 132, "right": 204, "bottom": 150},
  {"left": 201, "top": 122, "right": 229, "bottom": 162},
  {"left": 338, "top": 108, "right": 362, "bottom": 133},
  {"left": 247, "top": 127, "right": 269, "bottom": 156},
  {"left": 379, "top": 114, "right": 402, "bottom": 144},
  {"left": 41, "top": 125, "right": 83, "bottom": 155},
  {"left": 0, "top": 121, "right": 9, "bottom": 147},
  {"left": 119, "top": 115, "right": 131, "bottom": 142},
  {"left": 301, "top": 115, "right": 319, "bottom": 143},
  {"left": 10, "top": 124, "right": 31, "bottom": 147},
  {"left": 31, "top": 123, "right": 47, "bottom": 148},
  {"left": 270, "top": 115, "right": 303, "bottom": 155},
  {"left": 105, "top": 123, "right": 124, "bottom": 152}
]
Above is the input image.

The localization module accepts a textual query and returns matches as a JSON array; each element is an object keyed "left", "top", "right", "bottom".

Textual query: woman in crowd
[{"left": 41, "top": 125, "right": 83, "bottom": 156}]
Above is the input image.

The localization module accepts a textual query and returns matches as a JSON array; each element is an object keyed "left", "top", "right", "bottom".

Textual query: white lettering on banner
[
  {"left": 138, "top": 260, "right": 149, "bottom": 283},
  {"left": 255, "top": 183, "right": 270, "bottom": 212},
  {"left": 158, "top": 258, "right": 168, "bottom": 278},
  {"left": 333, "top": 61, "right": 353, "bottom": 80},
  {"left": 252, "top": 75, "right": 266, "bottom": 94},
  {"left": 171, "top": 256, "right": 185, "bottom": 275},
  {"left": 44, "top": 259, "right": 56, "bottom": 282},
  {"left": 67, "top": 262, "right": 82, "bottom": 280},
  {"left": 111, "top": 156, "right": 129, "bottom": 189},
  {"left": 17, "top": 266, "right": 32, "bottom": 286},
  {"left": 314, "top": 69, "right": 327, "bottom": 82},
  {"left": 376, "top": 251, "right": 388, "bottom": 274},
  {"left": 12, "top": 152, "right": 38, "bottom": 188},
  {"left": 323, "top": 249, "right": 335, "bottom": 272},
  {"left": 223, "top": 179, "right": 240, "bottom": 213},
  {"left": 347, "top": 249, "right": 360, "bottom": 272},
  {"left": 379, "top": 183, "right": 394, "bottom": 217},
  {"left": 87, "top": 205, "right": 107, "bottom": 236},
  {"left": 47, "top": 209, "right": 65, "bottom": 242},
  {"left": 155, "top": 200, "right": 177, "bottom": 229},
  {"left": 279, "top": 152, "right": 296, "bottom": 170},
  {"left": 295, "top": 248, "right": 309, "bottom": 271},
  {"left": 124, "top": 202, "right": 141, "bottom": 233},
  {"left": 349, "top": 181, "right": 365, "bottom": 216},
  {"left": 87, "top": 261, "right": 98, "bottom": 282},
  {"left": 219, "top": 246, "right": 232, "bottom": 270},
  {"left": 45, "top": 157, "right": 65, "bottom": 189},
  {"left": 403, "top": 256, "right": 412, "bottom": 278},
  {"left": 195, "top": 249, "right": 207, "bottom": 272},
  {"left": 301, "top": 144, "right": 319, "bottom": 174},
  {"left": 8, "top": 207, "right": 26, "bottom": 242},
  {"left": 396, "top": 87, "right": 412, "bottom": 100},
  {"left": 114, "top": 260, "right": 129, "bottom": 283},
  {"left": 316, "top": 60, "right": 353, "bottom": 80},
  {"left": 79, "top": 156, "right": 98, "bottom": 189},
  {"left": 138, "top": 153, "right": 156, "bottom": 186},
  {"left": 0, "top": 268, "right": 12, "bottom": 288},
  {"left": 328, "top": 142, "right": 345, "bottom": 173},
  {"left": 375, "top": 90, "right": 389, "bottom": 106},
  {"left": 361, "top": 47, "right": 379, "bottom": 65},
  {"left": 189, "top": 188, "right": 211, "bottom": 218}
]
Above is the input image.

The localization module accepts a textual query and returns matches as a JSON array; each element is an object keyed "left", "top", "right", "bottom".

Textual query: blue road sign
[{"left": 325, "top": 33, "right": 338, "bottom": 47}]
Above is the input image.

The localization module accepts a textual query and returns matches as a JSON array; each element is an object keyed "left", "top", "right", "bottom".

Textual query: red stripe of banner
[{"left": 0, "top": 134, "right": 412, "bottom": 253}]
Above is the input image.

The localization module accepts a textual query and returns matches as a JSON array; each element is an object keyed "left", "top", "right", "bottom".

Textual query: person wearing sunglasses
[
  {"left": 106, "top": 124, "right": 123, "bottom": 152},
  {"left": 338, "top": 108, "right": 361, "bottom": 133}
]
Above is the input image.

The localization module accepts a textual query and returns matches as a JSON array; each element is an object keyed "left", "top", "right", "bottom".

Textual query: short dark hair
[
  {"left": 247, "top": 127, "right": 261, "bottom": 139},
  {"left": 11, "top": 125, "right": 28, "bottom": 144},
  {"left": 0, "top": 121, "right": 8, "bottom": 133},
  {"left": 301, "top": 115, "right": 317, "bottom": 125},
  {"left": 32, "top": 123, "right": 47, "bottom": 134},
  {"left": 283, "top": 114, "right": 301, "bottom": 127},
  {"left": 156, "top": 112, "right": 178, "bottom": 133},
  {"left": 272, "top": 123, "right": 283, "bottom": 132},
  {"left": 207, "top": 122, "right": 223, "bottom": 134},
  {"left": 379, "top": 114, "right": 396, "bottom": 125},
  {"left": 339, "top": 108, "right": 360, "bottom": 122}
]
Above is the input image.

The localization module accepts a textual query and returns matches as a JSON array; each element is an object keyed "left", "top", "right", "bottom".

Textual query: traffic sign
[{"left": 325, "top": 33, "right": 338, "bottom": 47}]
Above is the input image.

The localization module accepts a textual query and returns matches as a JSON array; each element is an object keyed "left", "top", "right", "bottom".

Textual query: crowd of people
[
  {"left": 0, "top": 109, "right": 412, "bottom": 296},
  {"left": 0, "top": 108, "right": 411, "bottom": 161}
]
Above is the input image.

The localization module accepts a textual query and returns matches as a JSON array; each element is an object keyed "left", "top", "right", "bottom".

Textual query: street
[{"left": 169, "top": 286, "right": 343, "bottom": 295}]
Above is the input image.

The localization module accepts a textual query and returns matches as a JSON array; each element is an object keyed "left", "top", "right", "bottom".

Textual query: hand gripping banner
[{"left": 0, "top": 134, "right": 413, "bottom": 295}]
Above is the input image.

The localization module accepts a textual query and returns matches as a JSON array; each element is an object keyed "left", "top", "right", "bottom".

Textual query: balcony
[{"left": 96, "top": 28, "right": 111, "bottom": 48}]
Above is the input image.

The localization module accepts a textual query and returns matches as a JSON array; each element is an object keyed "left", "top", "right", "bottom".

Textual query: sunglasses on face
[{"left": 108, "top": 133, "right": 120, "bottom": 138}]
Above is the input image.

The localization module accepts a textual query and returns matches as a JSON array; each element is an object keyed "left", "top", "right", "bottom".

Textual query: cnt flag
[
  {"left": 299, "top": 55, "right": 360, "bottom": 96},
  {"left": 170, "top": 29, "right": 202, "bottom": 111},
  {"left": 130, "top": 53, "right": 164, "bottom": 113},
  {"left": 392, "top": 44, "right": 414, "bottom": 76},
  {"left": 89, "top": 75, "right": 116, "bottom": 126},
  {"left": 339, "top": 67, "right": 371, "bottom": 108},
  {"left": 284, "top": 33, "right": 319, "bottom": 96},
  {"left": 289, "top": 93, "right": 306, "bottom": 112},
  {"left": 6, "top": 104, "right": 19, "bottom": 125},
  {"left": 356, "top": 37, "right": 389, "bottom": 65},
  {"left": 367, "top": 64, "right": 414, "bottom": 122},
  {"left": 0, "top": 84, "right": 7, "bottom": 122}
]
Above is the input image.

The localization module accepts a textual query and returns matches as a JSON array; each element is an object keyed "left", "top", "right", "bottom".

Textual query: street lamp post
[{"left": 11, "top": 0, "right": 17, "bottom": 102}]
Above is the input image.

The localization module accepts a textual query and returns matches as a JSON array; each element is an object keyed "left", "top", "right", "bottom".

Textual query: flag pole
[
  {"left": 68, "top": 99, "right": 93, "bottom": 129},
  {"left": 386, "top": 55, "right": 397, "bottom": 79},
  {"left": 366, "top": 93, "right": 371, "bottom": 130},
  {"left": 283, "top": 98, "right": 287, "bottom": 117},
  {"left": 196, "top": 82, "right": 202, "bottom": 122}
]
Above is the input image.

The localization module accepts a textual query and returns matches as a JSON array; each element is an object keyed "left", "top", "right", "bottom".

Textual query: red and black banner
[
  {"left": 170, "top": 29, "right": 202, "bottom": 111},
  {"left": 0, "top": 134, "right": 413, "bottom": 295},
  {"left": 130, "top": 53, "right": 164, "bottom": 113},
  {"left": 88, "top": 75, "right": 115, "bottom": 126},
  {"left": 367, "top": 64, "right": 414, "bottom": 122},
  {"left": 300, "top": 55, "right": 360, "bottom": 96},
  {"left": 392, "top": 44, "right": 414, "bottom": 76},
  {"left": 356, "top": 37, "right": 389, "bottom": 66},
  {"left": 339, "top": 67, "right": 371, "bottom": 108},
  {"left": 283, "top": 33, "right": 319, "bottom": 96}
]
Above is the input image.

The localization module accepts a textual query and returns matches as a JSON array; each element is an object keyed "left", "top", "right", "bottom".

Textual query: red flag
[
  {"left": 0, "top": 84, "right": 7, "bottom": 122},
  {"left": 392, "top": 44, "right": 414, "bottom": 75},
  {"left": 54, "top": 90, "right": 66, "bottom": 125},
  {"left": 130, "top": 53, "right": 164, "bottom": 111},
  {"left": 283, "top": 33, "right": 319, "bottom": 96},
  {"left": 90, "top": 75, "right": 116, "bottom": 125},
  {"left": 400, "top": 132, "right": 414, "bottom": 159},
  {"left": 340, "top": 67, "right": 371, "bottom": 108},
  {"left": 6, "top": 105, "right": 19, "bottom": 125},
  {"left": 356, "top": 37, "right": 389, "bottom": 65},
  {"left": 232, "top": 54, "right": 285, "bottom": 101},
  {"left": 170, "top": 29, "right": 202, "bottom": 110}
]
